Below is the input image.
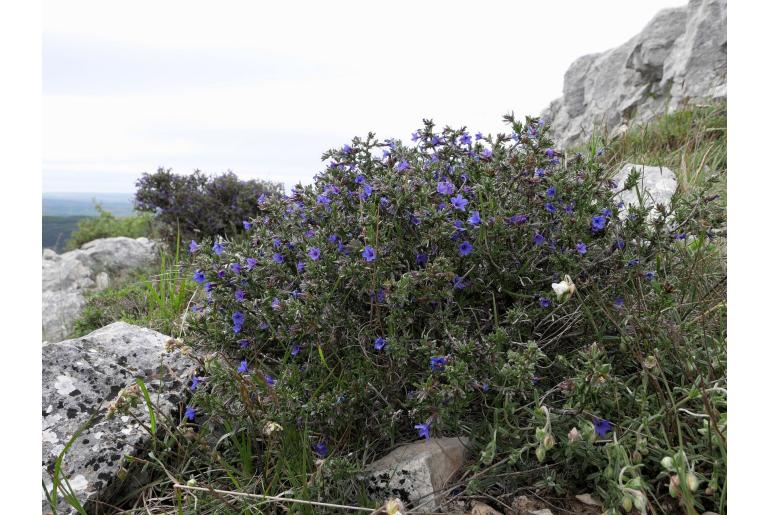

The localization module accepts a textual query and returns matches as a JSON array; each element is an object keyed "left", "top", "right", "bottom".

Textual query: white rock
[
  {"left": 612, "top": 163, "right": 678, "bottom": 221},
  {"left": 41, "top": 322, "right": 193, "bottom": 514},
  {"left": 364, "top": 437, "right": 468, "bottom": 512},
  {"left": 42, "top": 237, "right": 157, "bottom": 342},
  {"left": 542, "top": 0, "right": 725, "bottom": 148}
]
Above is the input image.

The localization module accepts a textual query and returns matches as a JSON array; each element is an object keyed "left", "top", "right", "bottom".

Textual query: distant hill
[
  {"left": 42, "top": 193, "right": 139, "bottom": 252},
  {"left": 42, "top": 215, "right": 90, "bottom": 252},
  {"left": 42, "top": 192, "right": 136, "bottom": 217}
]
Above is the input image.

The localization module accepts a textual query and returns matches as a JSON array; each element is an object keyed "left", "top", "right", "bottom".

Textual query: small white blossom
[{"left": 551, "top": 274, "right": 576, "bottom": 301}]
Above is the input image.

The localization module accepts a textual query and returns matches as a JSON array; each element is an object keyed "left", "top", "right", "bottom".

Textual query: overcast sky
[{"left": 43, "top": 0, "right": 685, "bottom": 193}]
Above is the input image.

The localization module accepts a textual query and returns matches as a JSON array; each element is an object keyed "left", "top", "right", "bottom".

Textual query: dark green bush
[
  {"left": 134, "top": 168, "right": 283, "bottom": 244},
  {"left": 177, "top": 115, "right": 725, "bottom": 514},
  {"left": 66, "top": 204, "right": 154, "bottom": 250}
]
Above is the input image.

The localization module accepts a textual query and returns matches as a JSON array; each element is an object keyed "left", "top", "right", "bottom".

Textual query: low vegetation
[
  {"left": 57, "top": 103, "right": 727, "bottom": 515},
  {"left": 66, "top": 204, "right": 155, "bottom": 250},
  {"left": 134, "top": 168, "right": 283, "bottom": 245}
]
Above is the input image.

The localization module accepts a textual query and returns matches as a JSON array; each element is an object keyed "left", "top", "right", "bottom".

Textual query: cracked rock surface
[
  {"left": 42, "top": 237, "right": 158, "bottom": 343},
  {"left": 542, "top": 0, "right": 726, "bottom": 148},
  {"left": 42, "top": 322, "right": 192, "bottom": 514}
]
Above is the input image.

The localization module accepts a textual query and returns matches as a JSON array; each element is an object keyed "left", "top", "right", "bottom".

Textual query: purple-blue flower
[
  {"left": 458, "top": 241, "right": 474, "bottom": 257},
  {"left": 509, "top": 214, "right": 528, "bottom": 225},
  {"left": 545, "top": 148, "right": 555, "bottom": 158},
  {"left": 614, "top": 297, "right": 625, "bottom": 308},
  {"left": 243, "top": 220, "right": 252, "bottom": 230},
  {"left": 539, "top": 297, "right": 551, "bottom": 308},
  {"left": 190, "top": 376, "right": 200, "bottom": 391},
  {"left": 184, "top": 406, "right": 196, "bottom": 421},
  {"left": 264, "top": 374, "right": 276, "bottom": 387},
  {"left": 238, "top": 360, "right": 248, "bottom": 374},
  {"left": 459, "top": 133, "right": 472, "bottom": 145},
  {"left": 362, "top": 245, "right": 376, "bottom": 262},
  {"left": 373, "top": 337, "right": 387, "bottom": 351},
  {"left": 235, "top": 289, "right": 245, "bottom": 302},
  {"left": 452, "top": 275, "right": 466, "bottom": 289},
  {"left": 308, "top": 247, "right": 321, "bottom": 261},
  {"left": 342, "top": 144, "right": 352, "bottom": 154},
  {"left": 591, "top": 215, "right": 607, "bottom": 231},
  {"left": 238, "top": 339, "right": 250, "bottom": 349},
  {"left": 545, "top": 202, "right": 556, "bottom": 214},
  {"left": 312, "top": 441, "right": 328, "bottom": 457},
  {"left": 213, "top": 241, "right": 224, "bottom": 255},
  {"left": 291, "top": 344, "right": 301, "bottom": 356},
  {"left": 468, "top": 211, "right": 482, "bottom": 226},
  {"left": 576, "top": 242, "right": 587, "bottom": 255},
  {"left": 645, "top": 271, "right": 656, "bottom": 281},
  {"left": 481, "top": 148, "right": 493, "bottom": 158},
  {"left": 231, "top": 263, "right": 242, "bottom": 274},
  {"left": 271, "top": 298, "right": 280, "bottom": 310},
  {"left": 416, "top": 252, "right": 428, "bottom": 266},
  {"left": 296, "top": 260, "right": 305, "bottom": 272},
  {"left": 415, "top": 421, "right": 431, "bottom": 439},
  {"left": 189, "top": 240, "right": 199, "bottom": 253},
  {"left": 533, "top": 233, "right": 546, "bottom": 246},
  {"left": 430, "top": 356, "right": 447, "bottom": 370},
  {"left": 396, "top": 160, "right": 409, "bottom": 172},
  {"left": 193, "top": 270, "right": 206, "bottom": 284},
  {"left": 546, "top": 186, "right": 556, "bottom": 198},
  {"left": 272, "top": 253, "right": 284, "bottom": 264},
  {"left": 437, "top": 180, "right": 455, "bottom": 196},
  {"left": 475, "top": 132, "right": 483, "bottom": 140},
  {"left": 593, "top": 418, "right": 613, "bottom": 437},
  {"left": 232, "top": 311, "right": 245, "bottom": 333},
  {"left": 317, "top": 194, "right": 331, "bottom": 205},
  {"left": 450, "top": 194, "right": 468, "bottom": 211},
  {"left": 246, "top": 257, "right": 257, "bottom": 270}
]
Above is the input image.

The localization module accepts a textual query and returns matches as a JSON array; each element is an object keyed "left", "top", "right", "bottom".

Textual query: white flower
[{"left": 551, "top": 274, "right": 576, "bottom": 301}]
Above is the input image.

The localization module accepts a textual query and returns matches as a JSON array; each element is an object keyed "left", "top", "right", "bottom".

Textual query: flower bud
[
  {"left": 543, "top": 434, "right": 555, "bottom": 450},
  {"left": 632, "top": 450, "right": 642, "bottom": 464},
  {"left": 661, "top": 456, "right": 674, "bottom": 471},
  {"left": 535, "top": 445, "right": 546, "bottom": 462},
  {"left": 568, "top": 427, "right": 581, "bottom": 444},
  {"left": 622, "top": 495, "right": 634, "bottom": 512},
  {"left": 686, "top": 472, "right": 699, "bottom": 492},
  {"left": 669, "top": 474, "right": 681, "bottom": 498}
]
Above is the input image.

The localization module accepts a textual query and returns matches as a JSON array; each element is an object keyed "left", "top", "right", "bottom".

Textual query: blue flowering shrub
[
  {"left": 180, "top": 115, "right": 725, "bottom": 513},
  {"left": 134, "top": 168, "right": 283, "bottom": 244}
]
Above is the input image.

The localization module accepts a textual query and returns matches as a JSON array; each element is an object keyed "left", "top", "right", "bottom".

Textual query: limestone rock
[
  {"left": 365, "top": 437, "right": 469, "bottom": 512},
  {"left": 542, "top": 0, "right": 726, "bottom": 148},
  {"left": 41, "top": 322, "right": 192, "bottom": 514},
  {"left": 42, "top": 237, "right": 157, "bottom": 342},
  {"left": 612, "top": 163, "right": 678, "bottom": 221}
]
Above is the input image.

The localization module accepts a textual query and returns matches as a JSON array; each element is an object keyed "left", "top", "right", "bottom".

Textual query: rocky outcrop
[
  {"left": 42, "top": 322, "right": 192, "bottom": 514},
  {"left": 543, "top": 0, "right": 726, "bottom": 147},
  {"left": 613, "top": 163, "right": 678, "bottom": 221},
  {"left": 42, "top": 237, "right": 158, "bottom": 342},
  {"left": 364, "top": 437, "right": 469, "bottom": 512}
]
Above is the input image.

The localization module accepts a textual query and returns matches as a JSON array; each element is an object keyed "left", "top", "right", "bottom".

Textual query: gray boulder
[
  {"left": 542, "top": 0, "right": 726, "bottom": 148},
  {"left": 42, "top": 322, "right": 192, "bottom": 514},
  {"left": 613, "top": 163, "right": 678, "bottom": 221},
  {"left": 364, "top": 437, "right": 468, "bottom": 512},
  {"left": 42, "top": 237, "right": 157, "bottom": 342}
]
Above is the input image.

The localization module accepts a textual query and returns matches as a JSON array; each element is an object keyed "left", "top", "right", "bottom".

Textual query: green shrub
[
  {"left": 66, "top": 204, "right": 154, "bottom": 250},
  {"left": 134, "top": 168, "right": 283, "bottom": 245},
  {"left": 175, "top": 114, "right": 725, "bottom": 513}
]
